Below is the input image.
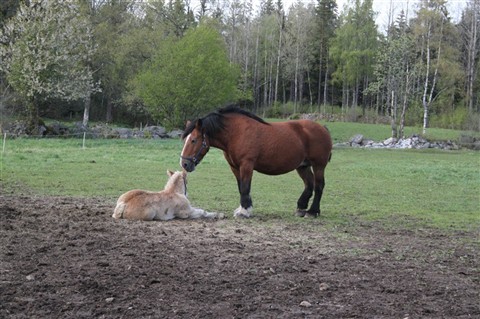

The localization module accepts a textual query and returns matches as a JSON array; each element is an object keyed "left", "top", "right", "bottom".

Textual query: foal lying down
[{"left": 112, "top": 170, "right": 223, "bottom": 221}]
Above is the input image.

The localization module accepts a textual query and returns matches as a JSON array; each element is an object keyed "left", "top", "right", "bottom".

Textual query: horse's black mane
[{"left": 182, "top": 104, "right": 268, "bottom": 139}]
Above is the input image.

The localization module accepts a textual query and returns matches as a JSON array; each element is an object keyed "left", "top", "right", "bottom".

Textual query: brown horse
[{"left": 180, "top": 105, "right": 332, "bottom": 218}]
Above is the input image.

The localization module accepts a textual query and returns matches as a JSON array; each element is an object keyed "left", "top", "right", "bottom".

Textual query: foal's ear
[{"left": 167, "top": 170, "right": 174, "bottom": 177}]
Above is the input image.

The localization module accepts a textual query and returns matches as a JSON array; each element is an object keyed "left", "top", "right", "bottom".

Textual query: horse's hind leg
[
  {"left": 295, "top": 165, "right": 314, "bottom": 217},
  {"left": 306, "top": 166, "right": 326, "bottom": 218}
]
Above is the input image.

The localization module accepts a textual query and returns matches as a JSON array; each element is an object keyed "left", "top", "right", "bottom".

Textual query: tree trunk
[
  {"left": 323, "top": 57, "right": 329, "bottom": 113},
  {"left": 466, "top": 0, "right": 478, "bottom": 113},
  {"left": 82, "top": 92, "right": 91, "bottom": 128},
  {"left": 400, "top": 64, "right": 411, "bottom": 138},
  {"left": 106, "top": 98, "right": 113, "bottom": 123},
  {"left": 390, "top": 90, "right": 397, "bottom": 138},
  {"left": 253, "top": 28, "right": 260, "bottom": 111},
  {"left": 317, "top": 46, "right": 323, "bottom": 110},
  {"left": 26, "top": 97, "right": 39, "bottom": 135},
  {"left": 274, "top": 16, "right": 283, "bottom": 105},
  {"left": 422, "top": 24, "right": 432, "bottom": 135},
  {"left": 294, "top": 38, "right": 300, "bottom": 113},
  {"left": 307, "top": 70, "right": 313, "bottom": 111},
  {"left": 423, "top": 19, "right": 443, "bottom": 135}
]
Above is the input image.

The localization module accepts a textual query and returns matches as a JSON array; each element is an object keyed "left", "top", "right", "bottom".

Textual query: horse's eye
[{"left": 191, "top": 139, "right": 196, "bottom": 144}]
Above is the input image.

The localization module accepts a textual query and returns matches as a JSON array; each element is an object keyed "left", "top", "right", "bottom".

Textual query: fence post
[
  {"left": 82, "top": 132, "right": 86, "bottom": 150},
  {"left": 2, "top": 133, "right": 6, "bottom": 154}
]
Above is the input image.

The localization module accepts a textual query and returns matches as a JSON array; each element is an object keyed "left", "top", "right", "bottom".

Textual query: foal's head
[{"left": 164, "top": 170, "right": 187, "bottom": 195}]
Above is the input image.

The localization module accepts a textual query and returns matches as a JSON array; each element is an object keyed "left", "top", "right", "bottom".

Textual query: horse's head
[
  {"left": 180, "top": 119, "right": 210, "bottom": 172},
  {"left": 166, "top": 170, "right": 188, "bottom": 195}
]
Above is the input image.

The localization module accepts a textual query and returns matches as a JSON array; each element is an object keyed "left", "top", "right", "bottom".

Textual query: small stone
[
  {"left": 26, "top": 274, "right": 35, "bottom": 281},
  {"left": 383, "top": 137, "right": 397, "bottom": 145},
  {"left": 319, "top": 282, "right": 329, "bottom": 291},
  {"left": 105, "top": 297, "right": 114, "bottom": 303},
  {"left": 300, "top": 301, "right": 312, "bottom": 307}
]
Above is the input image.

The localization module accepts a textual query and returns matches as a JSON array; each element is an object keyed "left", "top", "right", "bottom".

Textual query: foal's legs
[
  {"left": 177, "top": 207, "right": 224, "bottom": 219},
  {"left": 295, "top": 165, "right": 314, "bottom": 217}
]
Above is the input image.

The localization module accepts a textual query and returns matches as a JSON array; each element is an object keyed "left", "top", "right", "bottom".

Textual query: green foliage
[
  {"left": 1, "top": 138, "right": 478, "bottom": 230},
  {"left": 0, "top": 0, "right": 97, "bottom": 101},
  {"left": 0, "top": 0, "right": 477, "bottom": 132},
  {"left": 133, "top": 22, "right": 241, "bottom": 130},
  {"left": 430, "top": 107, "right": 469, "bottom": 130},
  {"left": 0, "top": 0, "right": 98, "bottom": 131},
  {"left": 330, "top": 0, "right": 378, "bottom": 87}
]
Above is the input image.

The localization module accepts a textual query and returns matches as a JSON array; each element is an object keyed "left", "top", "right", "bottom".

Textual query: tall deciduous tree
[
  {"left": 0, "top": 0, "right": 98, "bottom": 133},
  {"left": 411, "top": 0, "right": 461, "bottom": 133},
  {"left": 133, "top": 22, "right": 240, "bottom": 130},
  {"left": 459, "top": 0, "right": 480, "bottom": 116},
  {"left": 314, "top": 0, "right": 337, "bottom": 111},
  {"left": 87, "top": 0, "right": 136, "bottom": 124},
  {"left": 330, "top": 0, "right": 379, "bottom": 117},
  {"left": 283, "top": 2, "right": 316, "bottom": 111},
  {"left": 368, "top": 10, "right": 416, "bottom": 138}
]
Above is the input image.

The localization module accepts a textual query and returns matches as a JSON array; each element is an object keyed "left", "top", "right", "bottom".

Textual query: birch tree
[
  {"left": 412, "top": 0, "right": 448, "bottom": 134},
  {"left": 459, "top": 0, "right": 480, "bottom": 115},
  {"left": 368, "top": 11, "right": 416, "bottom": 138}
]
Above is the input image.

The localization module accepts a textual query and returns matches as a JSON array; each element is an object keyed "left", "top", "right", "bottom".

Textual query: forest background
[{"left": 0, "top": 0, "right": 479, "bottom": 137}]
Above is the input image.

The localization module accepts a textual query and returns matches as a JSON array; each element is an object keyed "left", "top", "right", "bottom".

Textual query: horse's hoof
[
  {"left": 304, "top": 211, "right": 319, "bottom": 218},
  {"left": 234, "top": 206, "right": 252, "bottom": 218},
  {"left": 295, "top": 209, "right": 307, "bottom": 217}
]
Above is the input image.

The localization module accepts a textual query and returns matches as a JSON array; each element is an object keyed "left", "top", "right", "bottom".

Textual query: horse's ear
[
  {"left": 195, "top": 119, "right": 203, "bottom": 130},
  {"left": 167, "top": 170, "right": 174, "bottom": 177}
]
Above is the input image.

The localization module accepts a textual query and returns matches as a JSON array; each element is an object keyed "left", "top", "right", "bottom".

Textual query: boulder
[
  {"left": 383, "top": 137, "right": 397, "bottom": 146},
  {"left": 114, "top": 128, "right": 133, "bottom": 139},
  {"left": 167, "top": 129, "right": 183, "bottom": 138},
  {"left": 49, "top": 122, "right": 70, "bottom": 136},
  {"left": 144, "top": 126, "right": 167, "bottom": 138},
  {"left": 350, "top": 134, "right": 364, "bottom": 145}
]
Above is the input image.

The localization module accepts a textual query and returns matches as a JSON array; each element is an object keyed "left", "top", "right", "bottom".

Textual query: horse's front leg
[{"left": 231, "top": 165, "right": 253, "bottom": 218}]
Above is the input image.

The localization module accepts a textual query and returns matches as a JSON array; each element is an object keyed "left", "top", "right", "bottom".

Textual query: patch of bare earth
[{"left": 1, "top": 193, "right": 478, "bottom": 318}]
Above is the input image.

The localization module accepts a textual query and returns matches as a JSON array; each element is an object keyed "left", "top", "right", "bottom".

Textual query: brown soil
[{"left": 1, "top": 193, "right": 479, "bottom": 318}]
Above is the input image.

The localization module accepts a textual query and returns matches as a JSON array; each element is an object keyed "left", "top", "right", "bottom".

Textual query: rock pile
[
  {"left": 1, "top": 121, "right": 183, "bottom": 139},
  {"left": 344, "top": 134, "right": 464, "bottom": 150}
]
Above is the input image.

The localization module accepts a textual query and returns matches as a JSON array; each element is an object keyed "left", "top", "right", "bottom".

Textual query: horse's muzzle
[{"left": 181, "top": 158, "right": 196, "bottom": 172}]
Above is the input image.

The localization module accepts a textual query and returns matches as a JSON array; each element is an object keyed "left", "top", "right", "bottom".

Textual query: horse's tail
[
  {"left": 112, "top": 202, "right": 127, "bottom": 219},
  {"left": 323, "top": 125, "right": 332, "bottom": 163}
]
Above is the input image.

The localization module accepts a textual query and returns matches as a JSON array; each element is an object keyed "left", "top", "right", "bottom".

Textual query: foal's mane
[{"left": 182, "top": 104, "right": 269, "bottom": 139}]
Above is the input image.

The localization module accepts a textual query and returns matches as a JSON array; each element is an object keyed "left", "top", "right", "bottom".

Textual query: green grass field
[{"left": 1, "top": 136, "right": 479, "bottom": 231}]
